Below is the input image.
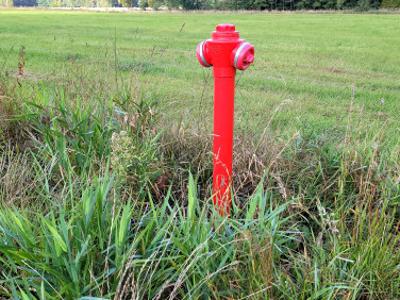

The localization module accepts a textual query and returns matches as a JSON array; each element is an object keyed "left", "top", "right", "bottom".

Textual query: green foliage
[
  {"left": 1, "top": 10, "right": 400, "bottom": 299},
  {"left": 168, "top": 0, "right": 385, "bottom": 9},
  {"left": 119, "top": 0, "right": 138, "bottom": 7},
  {"left": 357, "top": 0, "right": 371, "bottom": 10},
  {"left": 1, "top": 152, "right": 400, "bottom": 298},
  {"left": 0, "top": 173, "right": 292, "bottom": 298},
  {"left": 139, "top": 0, "right": 147, "bottom": 7},
  {"left": 149, "top": 0, "right": 164, "bottom": 8},
  {"left": 0, "top": 176, "right": 127, "bottom": 298},
  {"left": 24, "top": 90, "right": 114, "bottom": 176},
  {"left": 3, "top": 0, "right": 392, "bottom": 11},
  {"left": 164, "top": 0, "right": 179, "bottom": 8},
  {"left": 119, "top": 0, "right": 131, "bottom": 6},
  {"left": 110, "top": 129, "right": 163, "bottom": 189},
  {"left": 381, "top": 0, "right": 400, "bottom": 7}
]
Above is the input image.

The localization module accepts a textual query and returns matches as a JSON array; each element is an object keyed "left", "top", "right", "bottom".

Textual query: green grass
[
  {"left": 0, "top": 9, "right": 400, "bottom": 299},
  {"left": 1, "top": 10, "right": 399, "bottom": 137}
]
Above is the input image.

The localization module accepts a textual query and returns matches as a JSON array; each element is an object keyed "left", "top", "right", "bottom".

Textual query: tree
[
  {"left": 120, "top": 0, "right": 131, "bottom": 6},
  {"left": 356, "top": 0, "right": 370, "bottom": 10},
  {"left": 13, "top": 0, "right": 36, "bottom": 5},
  {"left": 380, "top": 0, "right": 400, "bottom": 7},
  {"left": 252, "top": 0, "right": 268, "bottom": 9},
  {"left": 139, "top": 0, "right": 147, "bottom": 8},
  {"left": 165, "top": 0, "right": 180, "bottom": 8},
  {"left": 179, "top": 0, "right": 208, "bottom": 9},
  {"left": 148, "top": 0, "right": 164, "bottom": 9}
]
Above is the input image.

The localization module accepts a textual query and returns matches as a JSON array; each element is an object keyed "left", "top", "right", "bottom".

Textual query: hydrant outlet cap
[
  {"left": 233, "top": 42, "right": 255, "bottom": 71},
  {"left": 196, "top": 40, "right": 212, "bottom": 68}
]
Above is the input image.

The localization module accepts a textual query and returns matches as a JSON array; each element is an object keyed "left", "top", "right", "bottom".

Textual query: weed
[{"left": 0, "top": 10, "right": 399, "bottom": 299}]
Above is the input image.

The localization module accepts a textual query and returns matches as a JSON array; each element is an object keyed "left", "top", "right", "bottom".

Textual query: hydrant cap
[
  {"left": 216, "top": 24, "right": 236, "bottom": 32},
  {"left": 213, "top": 24, "right": 239, "bottom": 40}
]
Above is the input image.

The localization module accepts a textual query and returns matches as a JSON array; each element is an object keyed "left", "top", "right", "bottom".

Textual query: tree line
[{"left": 2, "top": 0, "right": 399, "bottom": 10}]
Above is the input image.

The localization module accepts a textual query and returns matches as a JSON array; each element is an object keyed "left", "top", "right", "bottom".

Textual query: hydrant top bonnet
[
  {"left": 212, "top": 24, "right": 240, "bottom": 40},
  {"left": 196, "top": 24, "right": 255, "bottom": 71}
]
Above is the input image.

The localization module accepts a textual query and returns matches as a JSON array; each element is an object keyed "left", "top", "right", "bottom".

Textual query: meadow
[{"left": 0, "top": 10, "right": 400, "bottom": 299}]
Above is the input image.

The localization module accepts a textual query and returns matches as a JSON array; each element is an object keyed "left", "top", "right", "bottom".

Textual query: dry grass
[
  {"left": 0, "top": 149, "right": 36, "bottom": 207},
  {"left": 0, "top": 11, "right": 400, "bottom": 299}
]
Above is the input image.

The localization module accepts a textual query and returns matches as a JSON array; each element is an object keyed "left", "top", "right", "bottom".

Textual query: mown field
[{"left": 0, "top": 10, "right": 400, "bottom": 299}]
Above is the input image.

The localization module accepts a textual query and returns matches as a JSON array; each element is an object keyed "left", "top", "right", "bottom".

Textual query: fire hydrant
[{"left": 196, "top": 24, "right": 255, "bottom": 215}]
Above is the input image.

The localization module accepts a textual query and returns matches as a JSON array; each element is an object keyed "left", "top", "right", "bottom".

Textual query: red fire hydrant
[{"left": 196, "top": 24, "right": 255, "bottom": 215}]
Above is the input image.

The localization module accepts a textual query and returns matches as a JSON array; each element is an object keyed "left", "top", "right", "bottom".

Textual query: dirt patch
[{"left": 323, "top": 66, "right": 347, "bottom": 74}]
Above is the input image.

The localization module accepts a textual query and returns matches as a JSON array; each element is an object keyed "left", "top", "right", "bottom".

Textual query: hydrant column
[
  {"left": 196, "top": 24, "right": 255, "bottom": 215},
  {"left": 213, "top": 70, "right": 235, "bottom": 213}
]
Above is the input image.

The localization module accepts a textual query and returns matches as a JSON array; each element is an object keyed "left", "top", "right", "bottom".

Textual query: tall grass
[
  {"left": 0, "top": 170, "right": 292, "bottom": 299},
  {"left": 1, "top": 52, "right": 400, "bottom": 299}
]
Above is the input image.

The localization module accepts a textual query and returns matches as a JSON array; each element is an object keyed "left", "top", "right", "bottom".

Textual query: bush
[
  {"left": 381, "top": 0, "right": 400, "bottom": 7},
  {"left": 139, "top": 0, "right": 147, "bottom": 8},
  {"left": 357, "top": 0, "right": 371, "bottom": 10}
]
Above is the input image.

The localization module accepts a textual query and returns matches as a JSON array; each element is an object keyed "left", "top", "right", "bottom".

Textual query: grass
[
  {"left": 1, "top": 10, "right": 400, "bottom": 136},
  {"left": 0, "top": 9, "right": 400, "bottom": 299}
]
